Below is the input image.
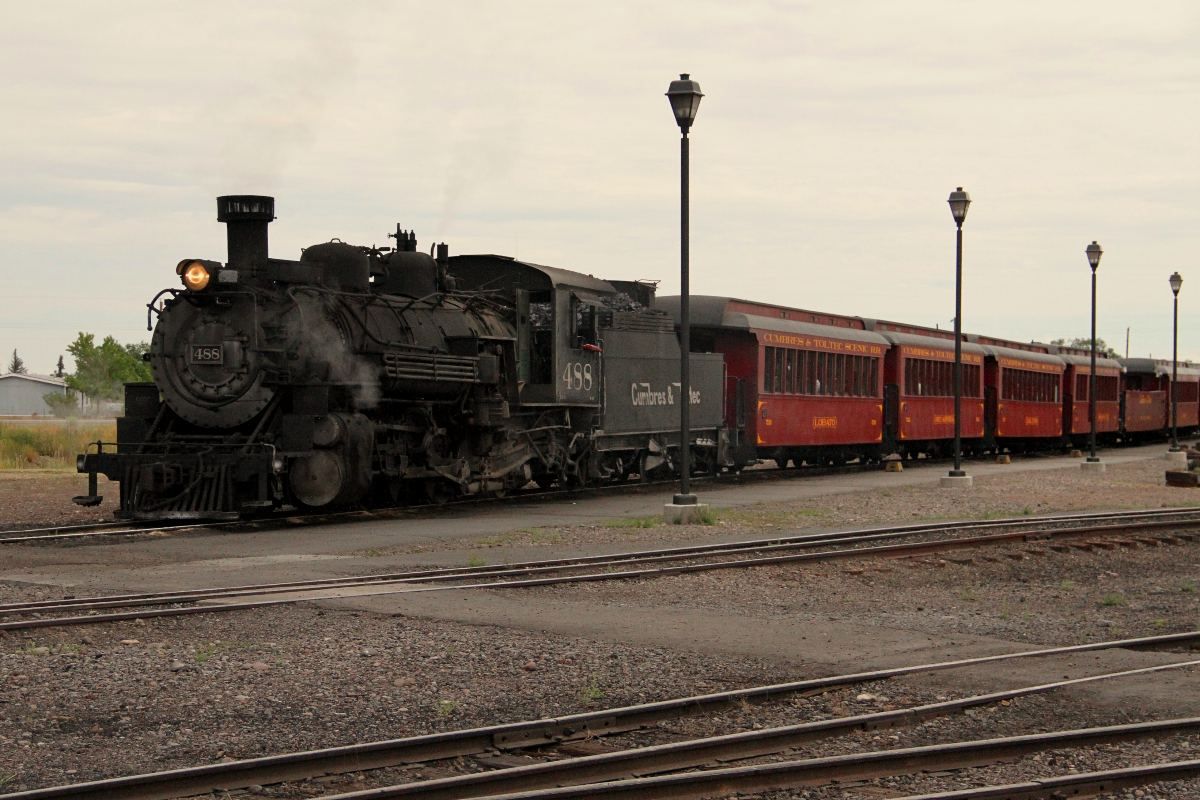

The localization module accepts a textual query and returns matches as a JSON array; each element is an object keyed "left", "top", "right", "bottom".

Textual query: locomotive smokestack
[{"left": 217, "top": 195, "right": 275, "bottom": 273}]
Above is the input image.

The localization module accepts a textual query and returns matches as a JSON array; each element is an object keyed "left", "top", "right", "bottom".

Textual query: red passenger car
[
  {"left": 871, "top": 328, "right": 986, "bottom": 457},
  {"left": 661, "top": 297, "right": 888, "bottom": 466},
  {"left": 1177, "top": 366, "right": 1200, "bottom": 434},
  {"left": 1164, "top": 364, "right": 1200, "bottom": 434},
  {"left": 1120, "top": 358, "right": 1199, "bottom": 438},
  {"left": 1053, "top": 351, "right": 1122, "bottom": 445},
  {"left": 1120, "top": 358, "right": 1169, "bottom": 437},
  {"left": 978, "top": 344, "right": 1066, "bottom": 448}
]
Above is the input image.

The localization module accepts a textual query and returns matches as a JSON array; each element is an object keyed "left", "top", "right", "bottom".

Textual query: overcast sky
[{"left": 3, "top": 1, "right": 1198, "bottom": 374}]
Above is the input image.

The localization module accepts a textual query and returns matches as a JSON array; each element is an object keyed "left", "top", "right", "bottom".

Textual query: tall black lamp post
[
  {"left": 666, "top": 73, "right": 702, "bottom": 507},
  {"left": 947, "top": 187, "right": 971, "bottom": 480},
  {"left": 1085, "top": 241, "right": 1103, "bottom": 464},
  {"left": 1169, "top": 271, "right": 1183, "bottom": 451}
]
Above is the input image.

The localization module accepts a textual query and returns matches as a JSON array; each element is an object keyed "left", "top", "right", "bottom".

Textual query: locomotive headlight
[{"left": 179, "top": 261, "right": 211, "bottom": 291}]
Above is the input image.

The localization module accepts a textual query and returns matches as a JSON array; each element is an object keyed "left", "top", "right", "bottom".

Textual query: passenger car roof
[
  {"left": 731, "top": 313, "right": 890, "bottom": 345},
  {"left": 1053, "top": 353, "right": 1123, "bottom": 370},
  {"left": 657, "top": 296, "right": 887, "bottom": 345},
  {"left": 876, "top": 330, "right": 987, "bottom": 357},
  {"left": 981, "top": 345, "right": 1065, "bottom": 368},
  {"left": 1120, "top": 358, "right": 1200, "bottom": 379}
]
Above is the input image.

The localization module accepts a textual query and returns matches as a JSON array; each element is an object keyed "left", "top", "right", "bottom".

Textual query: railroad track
[
  {"left": 0, "top": 501, "right": 460, "bottom": 545},
  {"left": 0, "top": 444, "right": 1083, "bottom": 545},
  {"left": 398, "top": 725, "right": 1200, "bottom": 800},
  {"left": 3, "top": 508, "right": 1199, "bottom": 631},
  {"left": 330, "top": 718, "right": 1200, "bottom": 800},
  {"left": 889, "top": 762, "right": 1200, "bottom": 800},
  {"left": 0, "top": 478, "right": 669, "bottom": 546},
  {"left": 0, "top": 518, "right": 159, "bottom": 543},
  {"left": 6, "top": 632, "right": 1197, "bottom": 800}
]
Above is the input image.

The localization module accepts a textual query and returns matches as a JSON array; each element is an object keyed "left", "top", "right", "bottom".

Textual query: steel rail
[
  {"left": 15, "top": 453, "right": 863, "bottom": 546},
  {"left": 0, "top": 442, "right": 915, "bottom": 544},
  {"left": 4, "top": 648, "right": 1195, "bottom": 800},
  {"left": 340, "top": 718, "right": 1200, "bottom": 800},
  {"left": 0, "top": 519, "right": 134, "bottom": 537},
  {"left": 4, "top": 506, "right": 1195, "bottom": 599},
  {"left": 0, "top": 508, "right": 399, "bottom": 545},
  {"left": 12, "top": 505, "right": 1200, "bottom": 604},
  {"left": 0, "top": 467, "right": 710, "bottom": 545},
  {"left": 887, "top": 760, "right": 1200, "bottom": 799},
  {"left": 3, "top": 513, "right": 1003, "bottom": 612},
  {"left": 0, "top": 516, "right": 321, "bottom": 545},
  {"left": 226, "top": 662, "right": 1200, "bottom": 800},
  {"left": 3, "top": 509, "right": 1198, "bottom": 620},
  {"left": 12, "top": 433, "right": 1197, "bottom": 545},
  {"left": 3, "top": 516, "right": 1198, "bottom": 631},
  {"left": 2, "top": 467, "right": 1195, "bottom": 545},
  {"left": 0, "top": 485, "right": 528, "bottom": 545}
]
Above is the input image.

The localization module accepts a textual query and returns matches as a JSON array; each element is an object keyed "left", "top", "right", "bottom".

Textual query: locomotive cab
[
  {"left": 451, "top": 255, "right": 607, "bottom": 407},
  {"left": 451, "top": 255, "right": 728, "bottom": 485}
]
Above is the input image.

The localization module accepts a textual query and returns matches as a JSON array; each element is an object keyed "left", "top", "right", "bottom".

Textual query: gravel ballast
[{"left": 0, "top": 449, "right": 1198, "bottom": 798}]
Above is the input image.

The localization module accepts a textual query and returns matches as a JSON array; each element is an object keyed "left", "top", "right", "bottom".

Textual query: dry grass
[{"left": 0, "top": 421, "right": 115, "bottom": 471}]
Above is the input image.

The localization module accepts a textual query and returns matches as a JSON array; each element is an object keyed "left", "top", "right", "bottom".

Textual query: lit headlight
[{"left": 179, "top": 261, "right": 211, "bottom": 291}]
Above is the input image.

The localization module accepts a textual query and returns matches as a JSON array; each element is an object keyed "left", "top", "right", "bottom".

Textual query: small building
[{"left": 0, "top": 373, "right": 70, "bottom": 416}]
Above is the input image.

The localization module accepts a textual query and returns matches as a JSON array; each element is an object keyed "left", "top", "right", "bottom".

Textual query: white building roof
[{"left": 0, "top": 373, "right": 67, "bottom": 387}]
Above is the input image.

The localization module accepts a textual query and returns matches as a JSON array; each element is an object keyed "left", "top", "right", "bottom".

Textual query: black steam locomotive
[{"left": 76, "top": 196, "right": 729, "bottom": 519}]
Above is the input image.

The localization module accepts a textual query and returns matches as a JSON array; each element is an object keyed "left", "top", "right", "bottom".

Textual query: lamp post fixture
[
  {"left": 1085, "top": 241, "right": 1103, "bottom": 465},
  {"left": 944, "top": 187, "right": 971, "bottom": 486},
  {"left": 666, "top": 73, "right": 703, "bottom": 515},
  {"left": 1169, "top": 271, "right": 1183, "bottom": 451}
]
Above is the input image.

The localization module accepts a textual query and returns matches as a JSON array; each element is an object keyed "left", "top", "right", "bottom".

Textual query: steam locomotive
[{"left": 75, "top": 196, "right": 728, "bottom": 519}]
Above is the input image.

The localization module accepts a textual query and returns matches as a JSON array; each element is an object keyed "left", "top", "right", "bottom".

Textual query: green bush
[{"left": 42, "top": 392, "right": 79, "bottom": 418}]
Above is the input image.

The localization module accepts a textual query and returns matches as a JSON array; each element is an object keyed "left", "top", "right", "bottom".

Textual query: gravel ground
[
  {"left": 0, "top": 472, "right": 114, "bottom": 530},
  {"left": 1, "top": 453, "right": 1198, "bottom": 798},
  {"left": 0, "top": 606, "right": 794, "bottom": 793}
]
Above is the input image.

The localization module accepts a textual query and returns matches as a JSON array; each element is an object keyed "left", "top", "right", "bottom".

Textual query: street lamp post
[
  {"left": 1169, "top": 271, "right": 1183, "bottom": 451},
  {"left": 945, "top": 187, "right": 971, "bottom": 485},
  {"left": 1085, "top": 242, "right": 1103, "bottom": 465},
  {"left": 666, "top": 73, "right": 703, "bottom": 514}
]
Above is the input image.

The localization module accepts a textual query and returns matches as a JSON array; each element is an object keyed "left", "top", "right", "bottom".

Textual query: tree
[
  {"left": 64, "top": 333, "right": 153, "bottom": 409},
  {"left": 8, "top": 349, "right": 26, "bottom": 374},
  {"left": 43, "top": 391, "right": 79, "bottom": 418},
  {"left": 54, "top": 355, "right": 65, "bottom": 378},
  {"left": 1050, "top": 337, "right": 1119, "bottom": 359}
]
